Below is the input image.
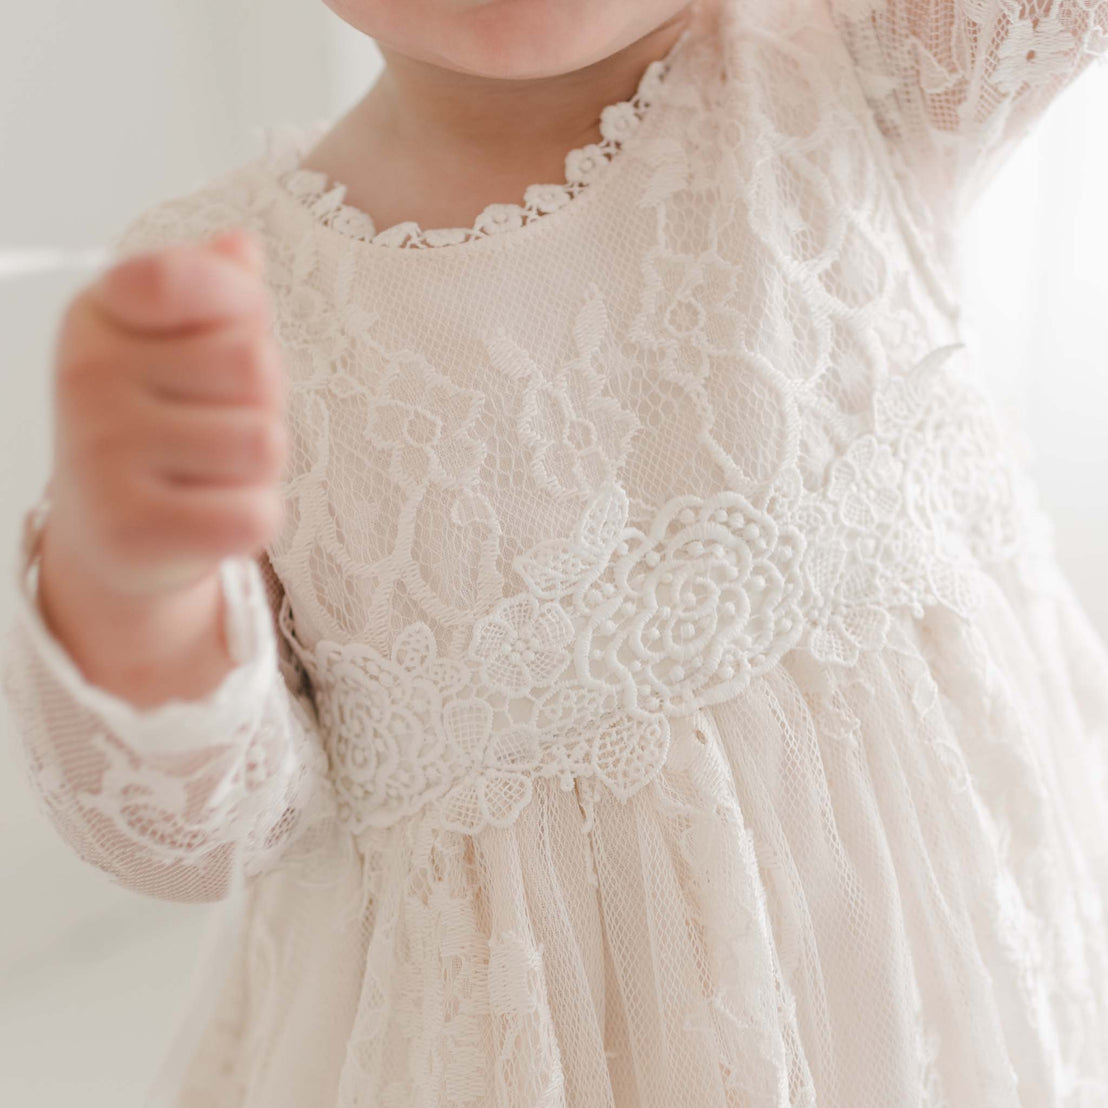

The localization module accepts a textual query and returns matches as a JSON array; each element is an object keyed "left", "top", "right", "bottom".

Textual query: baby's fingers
[
  {"left": 120, "top": 481, "right": 285, "bottom": 563},
  {"left": 126, "top": 323, "right": 287, "bottom": 411},
  {"left": 91, "top": 235, "right": 271, "bottom": 336},
  {"left": 141, "top": 400, "right": 288, "bottom": 487}
]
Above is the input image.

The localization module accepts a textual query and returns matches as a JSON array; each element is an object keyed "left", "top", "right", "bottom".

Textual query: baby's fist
[{"left": 47, "top": 228, "right": 288, "bottom": 599}]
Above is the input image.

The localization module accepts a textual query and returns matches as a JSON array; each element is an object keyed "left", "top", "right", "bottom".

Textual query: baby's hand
[{"left": 45, "top": 229, "right": 288, "bottom": 600}]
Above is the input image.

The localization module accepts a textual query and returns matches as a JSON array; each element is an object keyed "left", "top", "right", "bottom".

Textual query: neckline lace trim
[{"left": 259, "top": 26, "right": 694, "bottom": 250}]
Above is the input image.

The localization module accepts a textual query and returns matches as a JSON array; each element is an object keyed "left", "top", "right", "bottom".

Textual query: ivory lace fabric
[{"left": 5, "top": 1, "right": 1108, "bottom": 1104}]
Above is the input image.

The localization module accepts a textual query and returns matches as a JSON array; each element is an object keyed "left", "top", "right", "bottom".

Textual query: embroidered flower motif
[
  {"left": 631, "top": 249, "right": 744, "bottom": 374},
  {"left": 512, "top": 483, "right": 629, "bottom": 602},
  {"left": 990, "top": 13, "right": 1077, "bottom": 95},
  {"left": 523, "top": 183, "right": 571, "bottom": 215},
  {"left": 469, "top": 593, "right": 574, "bottom": 697},
  {"left": 487, "top": 930, "right": 552, "bottom": 1012},
  {"left": 804, "top": 544, "right": 890, "bottom": 667},
  {"left": 582, "top": 492, "right": 806, "bottom": 714},
  {"left": 587, "top": 711, "right": 671, "bottom": 799},
  {"left": 483, "top": 931, "right": 564, "bottom": 1099},
  {"left": 320, "top": 657, "right": 397, "bottom": 782},
  {"left": 372, "top": 220, "right": 421, "bottom": 248},
  {"left": 274, "top": 282, "right": 332, "bottom": 356},
  {"left": 902, "top": 410, "right": 1021, "bottom": 567},
  {"left": 873, "top": 358, "right": 946, "bottom": 437},
  {"left": 747, "top": 150, "right": 841, "bottom": 269},
  {"left": 637, "top": 59, "right": 668, "bottom": 102},
  {"left": 362, "top": 352, "right": 486, "bottom": 493},
  {"left": 489, "top": 287, "right": 639, "bottom": 499},
  {"left": 79, "top": 728, "right": 244, "bottom": 863},
  {"left": 437, "top": 699, "right": 541, "bottom": 830},
  {"left": 422, "top": 226, "right": 470, "bottom": 248},
  {"left": 565, "top": 143, "right": 608, "bottom": 186},
  {"left": 307, "top": 624, "right": 467, "bottom": 832},
  {"left": 474, "top": 203, "right": 525, "bottom": 236},
  {"left": 827, "top": 435, "right": 902, "bottom": 531},
  {"left": 600, "top": 101, "right": 641, "bottom": 144},
  {"left": 529, "top": 682, "right": 620, "bottom": 735},
  {"left": 331, "top": 204, "right": 376, "bottom": 240},
  {"left": 810, "top": 687, "right": 865, "bottom": 751}
]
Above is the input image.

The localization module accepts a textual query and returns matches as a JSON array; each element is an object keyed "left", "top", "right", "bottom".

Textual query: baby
[{"left": 6, "top": 1, "right": 1108, "bottom": 1105}]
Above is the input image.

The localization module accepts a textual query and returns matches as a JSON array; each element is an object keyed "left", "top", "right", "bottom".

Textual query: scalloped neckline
[{"left": 263, "top": 26, "right": 695, "bottom": 250}]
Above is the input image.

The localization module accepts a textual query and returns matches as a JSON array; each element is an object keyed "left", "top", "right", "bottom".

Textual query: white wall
[
  {"left": 0, "top": 5, "right": 1105, "bottom": 1105},
  {"left": 961, "top": 63, "right": 1108, "bottom": 632}
]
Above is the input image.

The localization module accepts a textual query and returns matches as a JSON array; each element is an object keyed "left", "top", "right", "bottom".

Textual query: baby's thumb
[{"left": 208, "top": 229, "right": 265, "bottom": 277}]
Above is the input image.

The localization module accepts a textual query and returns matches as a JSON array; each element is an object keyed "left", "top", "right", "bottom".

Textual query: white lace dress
[{"left": 5, "top": 1, "right": 1108, "bottom": 1104}]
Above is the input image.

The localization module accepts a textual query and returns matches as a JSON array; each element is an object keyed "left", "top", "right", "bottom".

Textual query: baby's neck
[{"left": 298, "top": 10, "right": 701, "bottom": 235}]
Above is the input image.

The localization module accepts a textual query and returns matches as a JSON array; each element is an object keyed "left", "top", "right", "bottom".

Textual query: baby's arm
[
  {"left": 0, "top": 182, "right": 338, "bottom": 905},
  {"left": 1, "top": 512, "right": 335, "bottom": 904},
  {"left": 822, "top": 0, "right": 1108, "bottom": 215}
]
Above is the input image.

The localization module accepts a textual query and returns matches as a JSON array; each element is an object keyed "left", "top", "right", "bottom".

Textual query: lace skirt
[{"left": 164, "top": 563, "right": 1108, "bottom": 1108}]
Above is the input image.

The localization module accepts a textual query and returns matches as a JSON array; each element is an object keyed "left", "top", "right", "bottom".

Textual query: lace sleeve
[
  {"left": 0, "top": 488, "right": 337, "bottom": 904},
  {"left": 823, "top": 0, "right": 1108, "bottom": 216},
  {"left": 0, "top": 167, "right": 341, "bottom": 904}
]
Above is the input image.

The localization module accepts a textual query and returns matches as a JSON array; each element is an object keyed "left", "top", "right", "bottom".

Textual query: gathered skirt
[{"left": 165, "top": 560, "right": 1108, "bottom": 1108}]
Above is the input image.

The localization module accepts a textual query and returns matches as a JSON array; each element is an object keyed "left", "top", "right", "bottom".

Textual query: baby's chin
[
  {"left": 428, "top": 0, "right": 644, "bottom": 79},
  {"left": 337, "top": 0, "right": 688, "bottom": 81}
]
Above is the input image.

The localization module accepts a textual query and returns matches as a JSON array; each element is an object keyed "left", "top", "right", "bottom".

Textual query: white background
[{"left": 0, "top": 3, "right": 1105, "bottom": 1105}]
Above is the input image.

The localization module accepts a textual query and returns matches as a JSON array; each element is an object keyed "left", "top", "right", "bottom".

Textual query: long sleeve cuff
[
  {"left": 9, "top": 488, "right": 280, "bottom": 760},
  {"left": 1, "top": 485, "right": 335, "bottom": 903}
]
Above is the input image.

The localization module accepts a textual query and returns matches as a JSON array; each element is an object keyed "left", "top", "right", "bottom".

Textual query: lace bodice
[{"left": 3, "top": 4, "right": 1108, "bottom": 1105}]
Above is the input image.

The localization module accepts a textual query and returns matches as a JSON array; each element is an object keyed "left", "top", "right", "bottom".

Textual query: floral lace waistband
[{"left": 278, "top": 344, "right": 1052, "bottom": 836}]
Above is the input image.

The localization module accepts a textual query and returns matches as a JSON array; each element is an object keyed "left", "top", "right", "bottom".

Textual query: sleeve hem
[{"left": 11, "top": 492, "right": 280, "bottom": 755}]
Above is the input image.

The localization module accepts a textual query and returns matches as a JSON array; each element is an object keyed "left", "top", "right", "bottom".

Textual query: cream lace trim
[{"left": 260, "top": 27, "right": 693, "bottom": 250}]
